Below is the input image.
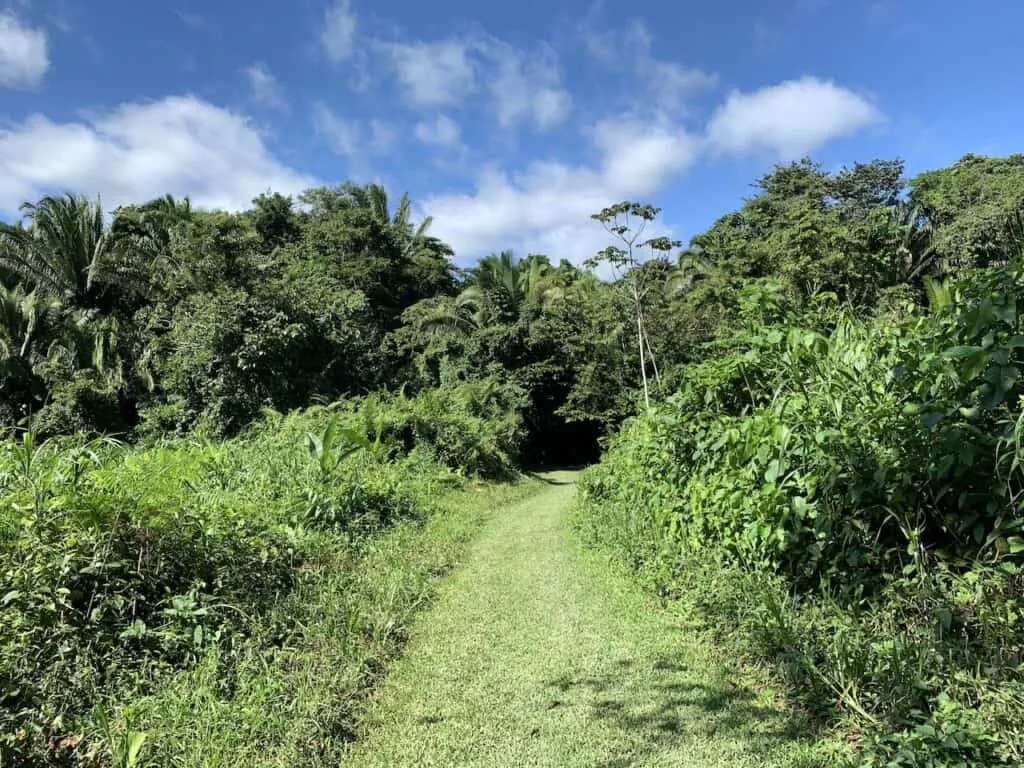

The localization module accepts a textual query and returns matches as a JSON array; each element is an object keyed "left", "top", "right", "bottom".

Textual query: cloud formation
[
  {"left": 422, "top": 116, "right": 699, "bottom": 262},
  {"left": 379, "top": 38, "right": 477, "bottom": 107},
  {"left": 313, "top": 103, "right": 395, "bottom": 160},
  {"left": 422, "top": 76, "right": 882, "bottom": 263},
  {"left": 415, "top": 114, "right": 461, "bottom": 147},
  {"left": 0, "top": 11, "right": 48, "bottom": 89},
  {"left": 483, "top": 40, "right": 571, "bottom": 130},
  {"left": 584, "top": 15, "right": 715, "bottom": 114},
  {"left": 245, "top": 62, "right": 287, "bottom": 110},
  {"left": 321, "top": 0, "right": 357, "bottom": 63},
  {"left": 707, "top": 77, "right": 881, "bottom": 158},
  {"left": 374, "top": 31, "right": 571, "bottom": 131},
  {"left": 0, "top": 96, "right": 314, "bottom": 215}
]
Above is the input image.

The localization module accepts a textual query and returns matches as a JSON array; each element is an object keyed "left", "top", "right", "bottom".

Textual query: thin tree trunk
[
  {"left": 640, "top": 310, "right": 661, "bottom": 390},
  {"left": 634, "top": 284, "right": 649, "bottom": 409}
]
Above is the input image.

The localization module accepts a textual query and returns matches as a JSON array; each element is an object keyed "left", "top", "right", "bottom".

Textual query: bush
[
  {"left": 576, "top": 268, "right": 1024, "bottom": 766},
  {"left": 0, "top": 385, "right": 502, "bottom": 766}
]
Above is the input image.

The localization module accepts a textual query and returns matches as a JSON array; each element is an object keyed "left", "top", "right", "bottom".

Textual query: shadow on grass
[
  {"left": 523, "top": 469, "right": 582, "bottom": 486},
  {"left": 545, "top": 655, "right": 825, "bottom": 768}
]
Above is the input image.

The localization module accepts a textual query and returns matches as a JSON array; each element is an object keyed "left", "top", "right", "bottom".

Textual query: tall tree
[
  {"left": 0, "top": 194, "right": 113, "bottom": 309},
  {"left": 586, "top": 202, "right": 678, "bottom": 409}
]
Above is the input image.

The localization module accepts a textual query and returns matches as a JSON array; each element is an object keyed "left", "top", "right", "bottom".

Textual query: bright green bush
[
  {"left": 577, "top": 267, "right": 1024, "bottom": 766},
  {"left": 314, "top": 379, "right": 525, "bottom": 479}
]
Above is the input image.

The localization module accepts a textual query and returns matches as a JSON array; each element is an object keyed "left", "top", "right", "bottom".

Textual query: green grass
[
  {"left": 344, "top": 471, "right": 825, "bottom": 767},
  {"left": 117, "top": 477, "right": 548, "bottom": 767}
]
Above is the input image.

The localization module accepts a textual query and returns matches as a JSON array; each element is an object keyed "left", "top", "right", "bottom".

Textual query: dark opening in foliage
[{"left": 520, "top": 414, "right": 603, "bottom": 468}]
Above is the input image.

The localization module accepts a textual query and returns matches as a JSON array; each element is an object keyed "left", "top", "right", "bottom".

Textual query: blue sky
[{"left": 1, "top": 0, "right": 1022, "bottom": 264}]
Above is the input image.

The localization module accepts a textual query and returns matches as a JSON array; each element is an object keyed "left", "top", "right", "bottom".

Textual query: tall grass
[{"left": 0, "top": 384, "right": 527, "bottom": 766}]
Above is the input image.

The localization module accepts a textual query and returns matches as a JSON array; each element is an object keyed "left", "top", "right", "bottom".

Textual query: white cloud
[
  {"left": 707, "top": 77, "right": 881, "bottom": 158},
  {"left": 375, "top": 33, "right": 571, "bottom": 131},
  {"left": 0, "top": 96, "right": 314, "bottom": 214},
  {"left": 245, "top": 62, "right": 286, "bottom": 110},
  {"left": 380, "top": 38, "right": 476, "bottom": 107},
  {"left": 415, "top": 114, "right": 461, "bottom": 147},
  {"left": 593, "top": 117, "right": 701, "bottom": 192},
  {"left": 583, "top": 15, "right": 715, "bottom": 114},
  {"left": 313, "top": 103, "right": 394, "bottom": 157},
  {"left": 422, "top": 73, "right": 880, "bottom": 263},
  {"left": 175, "top": 11, "right": 207, "bottom": 31},
  {"left": 321, "top": 0, "right": 357, "bottom": 63},
  {"left": 312, "top": 103, "right": 360, "bottom": 156},
  {"left": 0, "top": 11, "right": 48, "bottom": 89},
  {"left": 625, "top": 19, "right": 716, "bottom": 112},
  {"left": 482, "top": 41, "right": 571, "bottom": 130},
  {"left": 422, "top": 116, "right": 698, "bottom": 263}
]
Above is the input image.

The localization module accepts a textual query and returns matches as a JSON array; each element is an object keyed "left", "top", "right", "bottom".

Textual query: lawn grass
[{"left": 344, "top": 471, "right": 828, "bottom": 767}]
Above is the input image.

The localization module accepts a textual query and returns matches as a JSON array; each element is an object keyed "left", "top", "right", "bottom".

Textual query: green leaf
[
  {"left": 1008, "top": 536, "right": 1024, "bottom": 555},
  {"left": 306, "top": 432, "right": 323, "bottom": 459},
  {"left": 126, "top": 732, "right": 147, "bottom": 767},
  {"left": 942, "top": 345, "right": 983, "bottom": 359}
]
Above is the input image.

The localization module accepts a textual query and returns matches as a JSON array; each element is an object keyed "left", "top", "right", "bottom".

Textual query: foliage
[
  {"left": 0, "top": 388, "right": 513, "bottom": 766},
  {"left": 910, "top": 153, "right": 1024, "bottom": 271},
  {"left": 576, "top": 261, "right": 1024, "bottom": 765},
  {"left": 7, "top": 151, "right": 1024, "bottom": 765}
]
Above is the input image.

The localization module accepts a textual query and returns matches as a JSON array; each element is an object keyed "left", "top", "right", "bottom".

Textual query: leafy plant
[{"left": 307, "top": 418, "right": 369, "bottom": 480}]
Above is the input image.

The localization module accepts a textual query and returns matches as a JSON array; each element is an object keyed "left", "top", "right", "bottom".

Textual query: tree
[
  {"left": 0, "top": 284, "right": 62, "bottom": 362},
  {"left": 910, "top": 153, "right": 1024, "bottom": 270},
  {"left": 106, "top": 194, "right": 195, "bottom": 304},
  {"left": 0, "top": 194, "right": 113, "bottom": 309},
  {"left": 294, "top": 183, "right": 454, "bottom": 328},
  {"left": 668, "top": 248, "right": 718, "bottom": 298},
  {"left": 456, "top": 251, "right": 561, "bottom": 324},
  {"left": 249, "top": 192, "right": 301, "bottom": 253},
  {"left": 888, "top": 201, "right": 937, "bottom": 283},
  {"left": 586, "top": 202, "right": 678, "bottom": 409}
]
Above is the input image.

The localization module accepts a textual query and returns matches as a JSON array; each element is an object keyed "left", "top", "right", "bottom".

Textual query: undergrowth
[
  {"left": 576, "top": 269, "right": 1024, "bottom": 767},
  {"left": 0, "top": 383, "right": 527, "bottom": 767}
]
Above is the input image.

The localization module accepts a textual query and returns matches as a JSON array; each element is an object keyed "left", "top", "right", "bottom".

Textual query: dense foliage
[
  {"left": 5, "top": 151, "right": 1024, "bottom": 766},
  {"left": 0, "top": 185, "right": 634, "bottom": 463},
  {"left": 578, "top": 154, "right": 1024, "bottom": 767},
  {"left": 0, "top": 390, "right": 526, "bottom": 766}
]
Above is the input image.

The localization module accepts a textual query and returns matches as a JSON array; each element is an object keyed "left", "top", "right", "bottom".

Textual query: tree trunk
[
  {"left": 640, "top": 310, "right": 661, "bottom": 390},
  {"left": 634, "top": 284, "right": 650, "bottom": 409}
]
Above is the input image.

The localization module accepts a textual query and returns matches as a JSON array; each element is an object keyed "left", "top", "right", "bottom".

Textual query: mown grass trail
[{"left": 344, "top": 471, "right": 821, "bottom": 767}]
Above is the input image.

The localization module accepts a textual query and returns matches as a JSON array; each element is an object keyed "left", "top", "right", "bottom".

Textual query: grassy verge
[
  {"left": 117, "top": 476, "right": 547, "bottom": 766},
  {"left": 1, "top": 394, "right": 533, "bottom": 767},
  {"left": 116, "top": 478, "right": 547, "bottom": 766},
  {"left": 345, "top": 472, "right": 825, "bottom": 767}
]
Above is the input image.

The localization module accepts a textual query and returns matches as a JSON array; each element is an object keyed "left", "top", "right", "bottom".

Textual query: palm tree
[
  {"left": 414, "top": 293, "right": 488, "bottom": 337},
  {"left": 667, "top": 248, "right": 719, "bottom": 298},
  {"left": 458, "top": 251, "right": 564, "bottom": 324},
  {"left": 0, "top": 194, "right": 113, "bottom": 309},
  {"left": 410, "top": 252, "right": 563, "bottom": 337},
  {"left": 889, "top": 202, "right": 937, "bottom": 283},
  {"left": 338, "top": 183, "right": 435, "bottom": 259},
  {"left": 0, "top": 284, "right": 62, "bottom": 362},
  {"left": 107, "top": 194, "right": 193, "bottom": 299}
]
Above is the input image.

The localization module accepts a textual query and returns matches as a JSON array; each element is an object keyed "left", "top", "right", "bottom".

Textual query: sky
[{"left": 1, "top": 0, "right": 1022, "bottom": 266}]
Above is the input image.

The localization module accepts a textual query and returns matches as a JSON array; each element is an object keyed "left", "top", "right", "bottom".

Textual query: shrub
[
  {"left": 0, "top": 385, "right": 495, "bottom": 766},
  {"left": 576, "top": 266, "right": 1024, "bottom": 765}
]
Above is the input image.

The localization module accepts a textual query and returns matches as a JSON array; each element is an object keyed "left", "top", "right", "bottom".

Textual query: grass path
[{"left": 344, "top": 471, "right": 821, "bottom": 767}]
